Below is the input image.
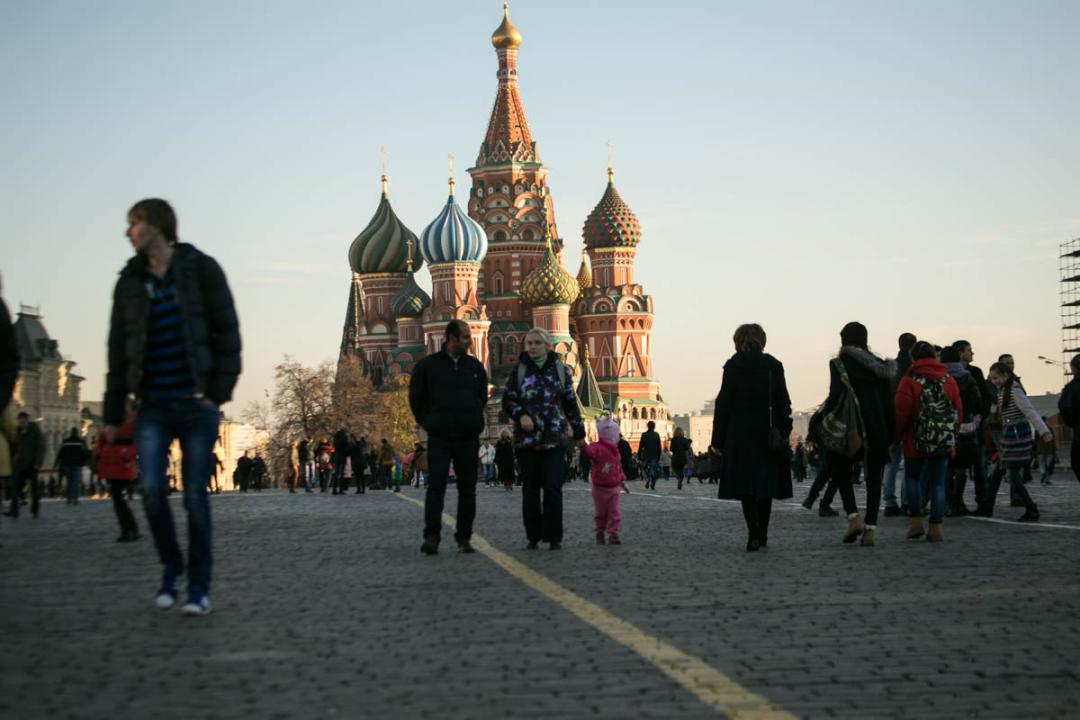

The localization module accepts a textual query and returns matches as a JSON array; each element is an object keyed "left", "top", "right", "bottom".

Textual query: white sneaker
[
  {"left": 155, "top": 591, "right": 177, "bottom": 610},
  {"left": 181, "top": 595, "right": 212, "bottom": 616}
]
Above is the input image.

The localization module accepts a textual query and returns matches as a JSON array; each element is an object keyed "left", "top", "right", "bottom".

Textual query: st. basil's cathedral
[{"left": 340, "top": 3, "right": 672, "bottom": 447}]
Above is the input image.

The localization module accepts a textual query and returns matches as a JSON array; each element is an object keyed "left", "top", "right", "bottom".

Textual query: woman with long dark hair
[
  {"left": 710, "top": 324, "right": 793, "bottom": 551},
  {"left": 986, "top": 362, "right": 1050, "bottom": 521},
  {"left": 820, "top": 321, "right": 896, "bottom": 546}
]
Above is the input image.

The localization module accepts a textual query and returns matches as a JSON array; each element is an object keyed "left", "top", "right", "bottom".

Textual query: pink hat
[{"left": 596, "top": 418, "right": 619, "bottom": 445}]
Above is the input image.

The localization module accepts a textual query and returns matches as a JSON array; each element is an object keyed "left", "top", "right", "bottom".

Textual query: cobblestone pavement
[{"left": 1, "top": 472, "right": 1078, "bottom": 719}]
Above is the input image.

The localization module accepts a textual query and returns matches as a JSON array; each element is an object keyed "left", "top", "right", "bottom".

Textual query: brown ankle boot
[
  {"left": 926, "top": 520, "right": 943, "bottom": 542},
  {"left": 860, "top": 526, "right": 875, "bottom": 546},
  {"left": 906, "top": 516, "right": 925, "bottom": 540},
  {"left": 842, "top": 513, "right": 863, "bottom": 544}
]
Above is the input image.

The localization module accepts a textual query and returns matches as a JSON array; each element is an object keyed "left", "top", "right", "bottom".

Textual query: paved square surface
[{"left": 2, "top": 473, "right": 1078, "bottom": 719}]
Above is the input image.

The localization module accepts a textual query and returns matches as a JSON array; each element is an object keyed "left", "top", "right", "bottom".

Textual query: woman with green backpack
[{"left": 894, "top": 341, "right": 963, "bottom": 542}]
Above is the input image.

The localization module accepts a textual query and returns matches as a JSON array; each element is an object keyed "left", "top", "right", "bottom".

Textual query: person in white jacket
[{"left": 479, "top": 441, "right": 496, "bottom": 487}]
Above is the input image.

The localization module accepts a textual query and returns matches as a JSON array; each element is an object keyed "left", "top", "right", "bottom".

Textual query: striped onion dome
[
  {"left": 582, "top": 168, "right": 641, "bottom": 250},
  {"left": 420, "top": 178, "right": 488, "bottom": 265},
  {"left": 575, "top": 250, "right": 592, "bottom": 293},
  {"left": 389, "top": 271, "right": 430, "bottom": 319},
  {"left": 348, "top": 177, "right": 423, "bottom": 275},
  {"left": 522, "top": 234, "right": 579, "bottom": 307}
]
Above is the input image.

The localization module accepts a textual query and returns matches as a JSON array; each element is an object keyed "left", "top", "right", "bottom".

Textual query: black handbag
[{"left": 767, "top": 369, "right": 791, "bottom": 457}]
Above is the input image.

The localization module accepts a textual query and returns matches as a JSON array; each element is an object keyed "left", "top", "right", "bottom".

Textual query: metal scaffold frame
[{"left": 1060, "top": 237, "right": 1080, "bottom": 379}]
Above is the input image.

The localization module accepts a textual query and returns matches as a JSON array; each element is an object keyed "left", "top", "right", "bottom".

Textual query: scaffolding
[{"left": 1060, "top": 237, "right": 1080, "bottom": 379}]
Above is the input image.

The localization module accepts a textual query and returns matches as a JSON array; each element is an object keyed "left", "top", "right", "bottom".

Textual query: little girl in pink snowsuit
[{"left": 582, "top": 418, "right": 627, "bottom": 545}]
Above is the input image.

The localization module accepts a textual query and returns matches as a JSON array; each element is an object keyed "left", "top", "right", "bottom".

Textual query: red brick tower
[
  {"left": 468, "top": 2, "right": 563, "bottom": 378},
  {"left": 573, "top": 168, "right": 671, "bottom": 444}
]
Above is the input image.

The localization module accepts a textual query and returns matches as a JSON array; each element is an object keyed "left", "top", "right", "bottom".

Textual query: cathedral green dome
[{"left": 522, "top": 235, "right": 579, "bottom": 307}]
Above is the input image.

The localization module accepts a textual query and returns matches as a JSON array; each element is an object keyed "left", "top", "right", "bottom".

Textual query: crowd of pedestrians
[{"left": 1, "top": 198, "right": 1077, "bottom": 616}]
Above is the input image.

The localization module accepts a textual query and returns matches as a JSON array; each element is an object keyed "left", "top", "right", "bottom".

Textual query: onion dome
[
  {"left": 420, "top": 177, "right": 488, "bottom": 265},
  {"left": 522, "top": 233, "right": 579, "bottom": 307},
  {"left": 491, "top": 2, "right": 522, "bottom": 49},
  {"left": 348, "top": 176, "right": 423, "bottom": 275},
  {"left": 575, "top": 250, "right": 592, "bottom": 292},
  {"left": 390, "top": 271, "right": 430, "bottom": 319},
  {"left": 582, "top": 168, "right": 641, "bottom": 250}
]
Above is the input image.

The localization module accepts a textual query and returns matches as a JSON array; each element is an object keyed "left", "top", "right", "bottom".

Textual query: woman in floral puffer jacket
[{"left": 502, "top": 328, "right": 586, "bottom": 550}]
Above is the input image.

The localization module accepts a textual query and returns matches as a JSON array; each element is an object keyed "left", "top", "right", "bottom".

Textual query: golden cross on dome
[
  {"left": 606, "top": 139, "right": 615, "bottom": 184},
  {"left": 379, "top": 146, "right": 389, "bottom": 196},
  {"left": 406, "top": 236, "right": 414, "bottom": 273},
  {"left": 447, "top": 153, "right": 456, "bottom": 196}
]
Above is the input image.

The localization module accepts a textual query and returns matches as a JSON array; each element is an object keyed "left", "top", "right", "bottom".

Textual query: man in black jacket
[
  {"left": 55, "top": 428, "right": 89, "bottom": 505},
  {"left": 409, "top": 320, "right": 488, "bottom": 555},
  {"left": 8, "top": 412, "right": 45, "bottom": 518},
  {"left": 104, "top": 198, "right": 241, "bottom": 616},
  {"left": 332, "top": 427, "right": 351, "bottom": 494},
  {"left": 637, "top": 421, "right": 661, "bottom": 490},
  {"left": 1058, "top": 354, "right": 1080, "bottom": 485}
]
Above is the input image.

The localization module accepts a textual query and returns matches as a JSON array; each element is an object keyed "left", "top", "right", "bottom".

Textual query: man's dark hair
[
  {"left": 444, "top": 319, "right": 468, "bottom": 340},
  {"left": 898, "top": 333, "right": 917, "bottom": 351},
  {"left": 17, "top": 411, "right": 29, "bottom": 419},
  {"left": 910, "top": 341, "right": 935, "bottom": 361},
  {"left": 952, "top": 339, "right": 971, "bottom": 353},
  {"left": 647, "top": 420, "right": 656, "bottom": 430},
  {"left": 999, "top": 353, "right": 1013, "bottom": 362},
  {"left": 128, "top": 198, "right": 178, "bottom": 245},
  {"left": 940, "top": 346, "right": 961, "bottom": 363}
]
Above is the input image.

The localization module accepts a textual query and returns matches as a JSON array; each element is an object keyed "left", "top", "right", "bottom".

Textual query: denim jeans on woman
[
  {"left": 903, "top": 456, "right": 948, "bottom": 522},
  {"left": 135, "top": 398, "right": 219, "bottom": 597}
]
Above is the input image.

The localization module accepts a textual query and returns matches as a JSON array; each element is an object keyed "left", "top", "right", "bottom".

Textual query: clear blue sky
[{"left": 2, "top": 0, "right": 1079, "bottom": 416}]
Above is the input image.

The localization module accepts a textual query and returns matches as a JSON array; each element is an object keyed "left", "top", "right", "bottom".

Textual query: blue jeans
[
  {"left": 883, "top": 445, "right": 903, "bottom": 508},
  {"left": 135, "top": 398, "right": 219, "bottom": 596},
  {"left": 903, "top": 456, "right": 948, "bottom": 522},
  {"left": 483, "top": 463, "right": 495, "bottom": 483},
  {"left": 64, "top": 465, "right": 81, "bottom": 504}
]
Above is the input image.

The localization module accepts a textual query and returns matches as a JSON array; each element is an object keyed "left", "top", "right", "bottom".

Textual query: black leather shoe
[
  {"left": 801, "top": 497, "right": 815, "bottom": 510},
  {"left": 1017, "top": 510, "right": 1040, "bottom": 522},
  {"left": 457, "top": 539, "right": 476, "bottom": 554},
  {"left": 746, "top": 538, "right": 760, "bottom": 552},
  {"left": 818, "top": 506, "right": 839, "bottom": 517},
  {"left": 883, "top": 506, "right": 903, "bottom": 517},
  {"left": 420, "top": 538, "right": 439, "bottom": 555},
  {"left": 549, "top": 542, "right": 561, "bottom": 550}
]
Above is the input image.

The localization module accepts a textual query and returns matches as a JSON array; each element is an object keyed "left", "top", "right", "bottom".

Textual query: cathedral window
[
  {"left": 494, "top": 274, "right": 504, "bottom": 294},
  {"left": 494, "top": 230, "right": 507, "bottom": 242},
  {"left": 522, "top": 229, "right": 534, "bottom": 241},
  {"left": 506, "top": 337, "right": 517, "bottom": 357}
]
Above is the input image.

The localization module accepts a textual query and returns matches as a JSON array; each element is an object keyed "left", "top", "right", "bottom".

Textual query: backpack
[
  {"left": 912, "top": 374, "right": 956, "bottom": 456},
  {"left": 515, "top": 358, "right": 566, "bottom": 388},
  {"left": 819, "top": 358, "right": 865, "bottom": 457}
]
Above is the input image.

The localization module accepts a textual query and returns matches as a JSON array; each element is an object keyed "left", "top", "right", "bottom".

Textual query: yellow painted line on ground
[{"left": 396, "top": 492, "right": 793, "bottom": 719}]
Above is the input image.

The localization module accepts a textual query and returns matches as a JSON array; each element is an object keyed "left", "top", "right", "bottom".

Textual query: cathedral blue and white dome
[{"left": 420, "top": 179, "right": 488, "bottom": 265}]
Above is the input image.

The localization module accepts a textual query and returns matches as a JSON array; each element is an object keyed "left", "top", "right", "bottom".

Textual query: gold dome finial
[
  {"left": 447, "top": 153, "right": 455, "bottom": 197},
  {"left": 492, "top": 2, "right": 523, "bottom": 49},
  {"left": 607, "top": 166, "right": 614, "bottom": 186},
  {"left": 380, "top": 174, "right": 389, "bottom": 197},
  {"left": 406, "top": 236, "right": 414, "bottom": 273}
]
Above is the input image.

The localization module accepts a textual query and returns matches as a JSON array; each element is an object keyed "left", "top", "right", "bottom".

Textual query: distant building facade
[{"left": 12, "top": 305, "right": 83, "bottom": 466}]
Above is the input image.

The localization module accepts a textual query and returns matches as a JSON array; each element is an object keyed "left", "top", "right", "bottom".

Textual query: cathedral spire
[{"left": 479, "top": 2, "right": 534, "bottom": 165}]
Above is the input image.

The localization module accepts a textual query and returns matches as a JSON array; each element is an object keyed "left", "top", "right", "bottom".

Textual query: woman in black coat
[
  {"left": 710, "top": 324, "right": 793, "bottom": 551},
  {"left": 820, "top": 321, "right": 896, "bottom": 546}
]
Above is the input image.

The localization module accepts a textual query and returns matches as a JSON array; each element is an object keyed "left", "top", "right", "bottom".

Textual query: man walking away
[
  {"left": 637, "top": 421, "right": 661, "bottom": 490},
  {"left": 298, "top": 436, "right": 314, "bottom": 492},
  {"left": 409, "top": 320, "right": 488, "bottom": 555},
  {"left": 56, "top": 428, "right": 89, "bottom": 505},
  {"left": 883, "top": 332, "right": 916, "bottom": 516},
  {"left": 104, "top": 198, "right": 241, "bottom": 617},
  {"left": 8, "top": 412, "right": 45, "bottom": 518},
  {"left": 332, "top": 426, "right": 351, "bottom": 494}
]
